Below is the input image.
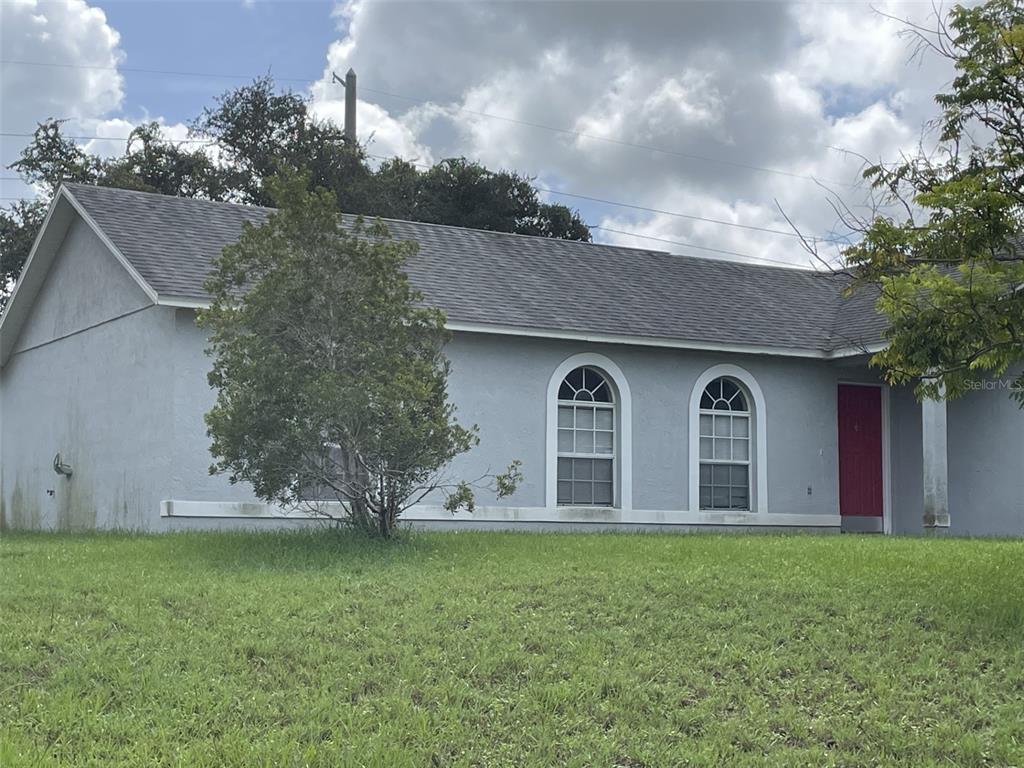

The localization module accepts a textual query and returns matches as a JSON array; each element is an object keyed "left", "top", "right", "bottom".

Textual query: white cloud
[
  {"left": 0, "top": 0, "right": 124, "bottom": 132},
  {"left": 79, "top": 118, "right": 196, "bottom": 160},
  {"left": 308, "top": 97, "right": 434, "bottom": 165},
  {"left": 306, "top": 0, "right": 960, "bottom": 267},
  {"left": 1, "top": 0, "right": 125, "bottom": 200}
]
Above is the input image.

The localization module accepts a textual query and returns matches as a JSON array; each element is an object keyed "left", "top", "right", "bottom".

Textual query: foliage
[
  {"left": 842, "top": 0, "right": 1024, "bottom": 403},
  {"left": 3, "top": 530, "right": 1024, "bottom": 766},
  {"left": 8, "top": 119, "right": 100, "bottom": 193},
  {"left": 0, "top": 200, "right": 46, "bottom": 307},
  {"left": 191, "top": 76, "right": 373, "bottom": 209},
  {"left": 199, "top": 173, "right": 518, "bottom": 537},
  {"left": 1, "top": 77, "right": 589, "bottom": 306},
  {"left": 382, "top": 157, "right": 593, "bottom": 241},
  {"left": 1, "top": 119, "right": 231, "bottom": 300},
  {"left": 100, "top": 122, "right": 229, "bottom": 199}
]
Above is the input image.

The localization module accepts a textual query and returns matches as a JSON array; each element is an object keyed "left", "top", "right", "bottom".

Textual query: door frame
[{"left": 837, "top": 381, "right": 892, "bottom": 534}]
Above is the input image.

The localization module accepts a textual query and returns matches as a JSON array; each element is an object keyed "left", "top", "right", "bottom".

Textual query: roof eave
[
  {"left": 0, "top": 190, "right": 74, "bottom": 368},
  {"left": 0, "top": 186, "right": 160, "bottom": 368},
  {"left": 158, "top": 297, "right": 887, "bottom": 359}
]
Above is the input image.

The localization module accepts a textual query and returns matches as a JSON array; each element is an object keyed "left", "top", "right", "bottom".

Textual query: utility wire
[
  {"left": 0, "top": 58, "right": 312, "bottom": 85},
  {"left": 0, "top": 131, "right": 214, "bottom": 145},
  {"left": 0, "top": 136, "right": 845, "bottom": 244},
  {"left": 1, "top": 58, "right": 858, "bottom": 188},
  {"left": 366, "top": 152, "right": 846, "bottom": 245},
  {"left": 536, "top": 187, "right": 851, "bottom": 244},
  {"left": 590, "top": 225, "right": 821, "bottom": 268}
]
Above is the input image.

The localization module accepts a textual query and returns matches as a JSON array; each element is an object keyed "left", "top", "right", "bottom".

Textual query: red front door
[{"left": 838, "top": 384, "right": 883, "bottom": 518}]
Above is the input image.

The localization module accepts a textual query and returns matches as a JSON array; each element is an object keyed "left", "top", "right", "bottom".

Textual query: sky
[{"left": 0, "top": 0, "right": 960, "bottom": 268}]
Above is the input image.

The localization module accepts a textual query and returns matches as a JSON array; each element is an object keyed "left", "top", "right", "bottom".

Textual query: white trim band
[{"left": 161, "top": 500, "right": 840, "bottom": 528}]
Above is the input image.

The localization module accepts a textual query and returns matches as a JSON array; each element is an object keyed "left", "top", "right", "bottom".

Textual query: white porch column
[{"left": 921, "top": 385, "right": 950, "bottom": 529}]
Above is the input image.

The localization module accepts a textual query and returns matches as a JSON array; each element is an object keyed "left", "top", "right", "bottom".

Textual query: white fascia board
[
  {"left": 0, "top": 192, "right": 63, "bottom": 320},
  {"left": 447, "top": 321, "right": 889, "bottom": 360},
  {"left": 0, "top": 192, "right": 77, "bottom": 367},
  {"left": 156, "top": 296, "right": 208, "bottom": 310},
  {"left": 445, "top": 321, "right": 826, "bottom": 358},
  {"left": 0, "top": 187, "right": 165, "bottom": 367},
  {"left": 828, "top": 341, "right": 888, "bottom": 358},
  {"left": 156, "top": 302, "right": 888, "bottom": 359}
]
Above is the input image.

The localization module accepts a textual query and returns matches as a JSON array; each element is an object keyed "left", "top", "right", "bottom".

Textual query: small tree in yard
[
  {"left": 199, "top": 173, "right": 521, "bottom": 537},
  {"left": 837, "top": 0, "right": 1024, "bottom": 404}
]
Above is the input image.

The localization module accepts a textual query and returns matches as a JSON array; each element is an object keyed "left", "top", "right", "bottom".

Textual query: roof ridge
[{"left": 60, "top": 182, "right": 834, "bottom": 275}]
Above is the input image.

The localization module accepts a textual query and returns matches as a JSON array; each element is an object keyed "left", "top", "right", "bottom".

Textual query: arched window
[
  {"left": 698, "top": 377, "right": 752, "bottom": 510},
  {"left": 556, "top": 366, "right": 615, "bottom": 505},
  {"left": 689, "top": 364, "right": 766, "bottom": 514}
]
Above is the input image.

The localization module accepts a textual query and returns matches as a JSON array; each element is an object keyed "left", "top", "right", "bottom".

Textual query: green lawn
[{"left": 1, "top": 531, "right": 1023, "bottom": 767}]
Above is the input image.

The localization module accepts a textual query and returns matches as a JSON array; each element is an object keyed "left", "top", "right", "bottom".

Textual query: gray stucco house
[{"left": 1, "top": 183, "right": 1021, "bottom": 535}]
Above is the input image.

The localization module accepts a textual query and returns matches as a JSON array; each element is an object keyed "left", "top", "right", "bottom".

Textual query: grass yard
[{"left": 2, "top": 531, "right": 1024, "bottom": 767}]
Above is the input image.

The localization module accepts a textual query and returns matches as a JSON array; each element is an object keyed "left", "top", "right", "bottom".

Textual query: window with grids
[
  {"left": 556, "top": 366, "right": 615, "bottom": 506},
  {"left": 698, "top": 377, "right": 751, "bottom": 510}
]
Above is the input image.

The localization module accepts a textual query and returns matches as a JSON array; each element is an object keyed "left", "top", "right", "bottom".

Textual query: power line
[
  {"left": 0, "top": 137, "right": 845, "bottom": 244},
  {"left": 0, "top": 134, "right": 853, "bottom": 259},
  {"left": 366, "top": 152, "right": 846, "bottom": 245},
  {"left": 537, "top": 187, "right": 850, "bottom": 244},
  {"left": 0, "top": 131, "right": 212, "bottom": 144},
  {"left": 0, "top": 58, "right": 311, "bottom": 84},
  {"left": 590, "top": 225, "right": 822, "bottom": 269},
  {"left": 0, "top": 189, "right": 832, "bottom": 269},
  {"left": 1, "top": 58, "right": 858, "bottom": 188}
]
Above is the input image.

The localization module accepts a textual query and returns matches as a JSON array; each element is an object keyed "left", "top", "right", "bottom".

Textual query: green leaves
[
  {"left": 846, "top": 0, "right": 1024, "bottom": 405},
  {"left": 2, "top": 77, "right": 589, "bottom": 307},
  {"left": 0, "top": 200, "right": 46, "bottom": 308},
  {"left": 200, "top": 172, "right": 519, "bottom": 536}
]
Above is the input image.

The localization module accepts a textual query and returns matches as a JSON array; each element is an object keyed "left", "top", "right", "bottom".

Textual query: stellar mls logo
[{"left": 964, "top": 377, "right": 1024, "bottom": 392}]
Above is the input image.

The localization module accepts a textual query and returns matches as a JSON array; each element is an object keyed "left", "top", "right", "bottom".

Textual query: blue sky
[{"left": 102, "top": 0, "right": 339, "bottom": 125}]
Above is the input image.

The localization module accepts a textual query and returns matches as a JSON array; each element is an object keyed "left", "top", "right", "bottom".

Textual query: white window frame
[
  {"left": 556, "top": 369, "right": 616, "bottom": 506},
  {"left": 688, "top": 364, "right": 768, "bottom": 514},
  {"left": 546, "top": 353, "right": 632, "bottom": 510},
  {"left": 697, "top": 381, "right": 752, "bottom": 511}
]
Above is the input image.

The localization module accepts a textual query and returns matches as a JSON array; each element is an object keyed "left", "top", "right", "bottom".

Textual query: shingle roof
[{"left": 63, "top": 183, "right": 886, "bottom": 354}]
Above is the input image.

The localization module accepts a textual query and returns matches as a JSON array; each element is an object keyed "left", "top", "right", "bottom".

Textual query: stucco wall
[
  {"left": 888, "top": 385, "right": 925, "bottom": 534},
  {"left": 167, "top": 308, "right": 267, "bottom": 515},
  {"left": 428, "top": 333, "right": 880, "bottom": 517},
  {"left": 947, "top": 372, "right": 1024, "bottom": 535},
  {"left": 164, "top": 318, "right": 876, "bottom": 525},
  {"left": 0, "top": 219, "right": 174, "bottom": 530},
  {"left": 885, "top": 377, "right": 1024, "bottom": 536},
  {"left": 4, "top": 213, "right": 1020, "bottom": 534}
]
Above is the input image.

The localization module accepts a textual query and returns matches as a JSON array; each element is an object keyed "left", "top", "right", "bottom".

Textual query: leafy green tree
[
  {"left": 2, "top": 78, "right": 590, "bottom": 306},
  {"left": 405, "top": 158, "right": 591, "bottom": 240},
  {"left": 100, "top": 122, "right": 229, "bottom": 199},
  {"left": 9, "top": 119, "right": 100, "bottom": 193},
  {"left": 843, "top": 0, "right": 1024, "bottom": 403},
  {"left": 0, "top": 200, "right": 47, "bottom": 307},
  {"left": 191, "top": 76, "right": 372, "bottom": 209},
  {"left": 192, "top": 80, "right": 590, "bottom": 239},
  {"left": 2, "top": 120, "right": 232, "bottom": 301},
  {"left": 199, "top": 173, "right": 521, "bottom": 537}
]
